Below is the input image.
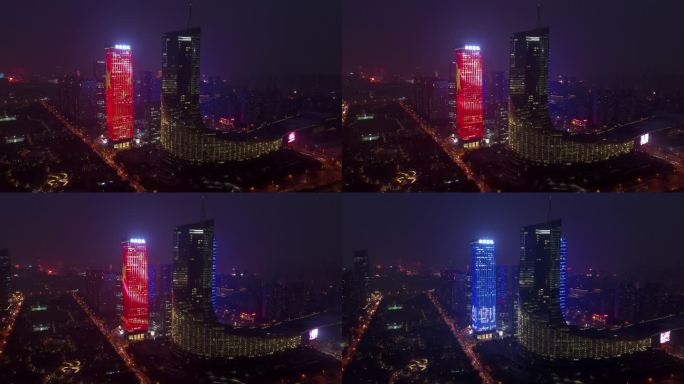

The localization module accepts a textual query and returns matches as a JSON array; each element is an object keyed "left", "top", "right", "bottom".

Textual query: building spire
[
  {"left": 546, "top": 195, "right": 552, "bottom": 222},
  {"left": 536, "top": 3, "right": 542, "bottom": 28}
]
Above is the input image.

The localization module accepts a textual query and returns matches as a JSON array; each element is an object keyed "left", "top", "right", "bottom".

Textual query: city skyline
[
  {"left": 1, "top": 0, "right": 341, "bottom": 82},
  {"left": 342, "top": 194, "right": 684, "bottom": 280},
  {"left": 343, "top": 0, "right": 684, "bottom": 81},
  {"left": 1, "top": 1, "right": 684, "bottom": 382},
  {"left": 0, "top": 194, "right": 340, "bottom": 280}
]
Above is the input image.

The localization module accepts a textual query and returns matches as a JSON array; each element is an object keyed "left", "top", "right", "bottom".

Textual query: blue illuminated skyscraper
[
  {"left": 471, "top": 239, "right": 496, "bottom": 334},
  {"left": 560, "top": 236, "right": 567, "bottom": 320}
]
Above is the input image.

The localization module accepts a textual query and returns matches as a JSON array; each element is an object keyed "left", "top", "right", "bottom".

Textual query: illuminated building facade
[
  {"left": 105, "top": 45, "right": 134, "bottom": 147},
  {"left": 508, "top": 28, "right": 635, "bottom": 164},
  {"left": 161, "top": 28, "right": 281, "bottom": 163},
  {"left": 471, "top": 239, "right": 496, "bottom": 335},
  {"left": 171, "top": 219, "right": 301, "bottom": 358},
  {"left": 517, "top": 221, "right": 650, "bottom": 359},
  {"left": 122, "top": 238, "right": 149, "bottom": 334},
  {"left": 456, "top": 46, "right": 484, "bottom": 144},
  {"left": 560, "top": 237, "right": 567, "bottom": 320}
]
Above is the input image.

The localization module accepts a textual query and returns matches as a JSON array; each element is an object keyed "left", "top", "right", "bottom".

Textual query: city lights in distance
[
  {"left": 660, "top": 331, "right": 671, "bottom": 344},
  {"left": 526, "top": 36, "right": 540, "bottom": 42},
  {"left": 114, "top": 44, "right": 131, "bottom": 50},
  {"left": 309, "top": 328, "right": 319, "bottom": 340},
  {"left": 464, "top": 45, "right": 481, "bottom": 51},
  {"left": 477, "top": 239, "right": 494, "bottom": 245},
  {"left": 129, "top": 238, "right": 146, "bottom": 244},
  {"left": 640, "top": 133, "right": 649, "bottom": 146}
]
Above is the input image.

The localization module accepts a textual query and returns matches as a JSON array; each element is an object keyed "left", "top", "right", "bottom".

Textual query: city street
[
  {"left": 398, "top": 100, "right": 491, "bottom": 192},
  {"left": 72, "top": 293, "right": 151, "bottom": 384},
  {"left": 40, "top": 101, "right": 147, "bottom": 192}
]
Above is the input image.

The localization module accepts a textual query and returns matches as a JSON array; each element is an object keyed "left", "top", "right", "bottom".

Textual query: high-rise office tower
[
  {"left": 471, "top": 239, "right": 496, "bottom": 336},
  {"left": 171, "top": 219, "right": 300, "bottom": 358},
  {"left": 160, "top": 27, "right": 202, "bottom": 159},
  {"left": 560, "top": 236, "right": 568, "bottom": 320},
  {"left": 507, "top": 24, "right": 633, "bottom": 164},
  {"left": 518, "top": 220, "right": 563, "bottom": 325},
  {"left": 172, "top": 220, "right": 216, "bottom": 321},
  {"left": 160, "top": 27, "right": 283, "bottom": 162},
  {"left": 105, "top": 44, "right": 134, "bottom": 146},
  {"left": 94, "top": 60, "right": 106, "bottom": 135},
  {"left": 57, "top": 74, "right": 82, "bottom": 123},
  {"left": 484, "top": 71, "right": 509, "bottom": 143},
  {"left": 455, "top": 45, "right": 484, "bottom": 144},
  {"left": 0, "top": 249, "right": 10, "bottom": 311},
  {"left": 350, "top": 250, "right": 371, "bottom": 317},
  {"left": 121, "top": 238, "right": 149, "bottom": 335},
  {"left": 353, "top": 250, "right": 370, "bottom": 296},
  {"left": 448, "top": 60, "right": 457, "bottom": 130},
  {"left": 153, "top": 264, "right": 173, "bottom": 336},
  {"left": 341, "top": 269, "right": 354, "bottom": 339},
  {"left": 496, "top": 265, "right": 514, "bottom": 334},
  {"left": 508, "top": 27, "right": 551, "bottom": 146},
  {"left": 517, "top": 220, "right": 650, "bottom": 359}
]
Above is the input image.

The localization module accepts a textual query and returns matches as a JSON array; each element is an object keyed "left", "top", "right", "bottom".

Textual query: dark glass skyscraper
[
  {"left": 0, "top": 249, "right": 10, "bottom": 311},
  {"left": 517, "top": 220, "right": 650, "bottom": 359},
  {"left": 93, "top": 60, "right": 106, "bottom": 135},
  {"left": 172, "top": 219, "right": 216, "bottom": 323},
  {"left": 471, "top": 239, "right": 496, "bottom": 335},
  {"left": 160, "top": 27, "right": 202, "bottom": 160},
  {"left": 518, "top": 220, "right": 563, "bottom": 325},
  {"left": 171, "top": 219, "right": 300, "bottom": 358},
  {"left": 160, "top": 27, "right": 281, "bottom": 163},
  {"left": 353, "top": 250, "right": 370, "bottom": 296},
  {"left": 508, "top": 27, "right": 551, "bottom": 134},
  {"left": 507, "top": 27, "right": 634, "bottom": 164}
]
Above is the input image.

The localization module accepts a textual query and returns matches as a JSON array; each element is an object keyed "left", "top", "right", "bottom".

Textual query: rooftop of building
[
  {"left": 564, "top": 113, "right": 684, "bottom": 144},
  {"left": 208, "top": 112, "right": 337, "bottom": 142},
  {"left": 188, "top": 309, "right": 340, "bottom": 338}
]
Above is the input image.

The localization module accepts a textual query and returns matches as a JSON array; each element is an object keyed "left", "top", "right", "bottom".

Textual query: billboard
[
  {"left": 660, "top": 330, "right": 671, "bottom": 344},
  {"left": 308, "top": 328, "right": 319, "bottom": 341}
]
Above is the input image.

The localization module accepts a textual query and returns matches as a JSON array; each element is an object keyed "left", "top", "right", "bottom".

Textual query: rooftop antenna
[
  {"left": 546, "top": 195, "right": 552, "bottom": 222},
  {"left": 188, "top": 0, "right": 193, "bottom": 27},
  {"left": 536, "top": 3, "right": 542, "bottom": 28}
]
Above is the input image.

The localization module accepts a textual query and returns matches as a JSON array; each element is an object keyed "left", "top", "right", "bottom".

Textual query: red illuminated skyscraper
[
  {"left": 455, "top": 45, "right": 484, "bottom": 142},
  {"left": 122, "top": 238, "right": 148, "bottom": 334},
  {"left": 105, "top": 44, "right": 134, "bottom": 146}
]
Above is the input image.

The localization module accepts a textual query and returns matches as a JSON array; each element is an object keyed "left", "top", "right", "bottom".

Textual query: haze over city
[
  {"left": 344, "top": 0, "right": 684, "bottom": 81},
  {"left": 2, "top": 0, "right": 341, "bottom": 82},
  {"left": 342, "top": 194, "right": 684, "bottom": 279},
  {"left": 0, "top": 194, "right": 341, "bottom": 280}
]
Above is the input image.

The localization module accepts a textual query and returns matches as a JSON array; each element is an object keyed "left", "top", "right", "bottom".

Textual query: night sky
[
  {"left": 342, "top": 194, "right": 684, "bottom": 279},
  {"left": 0, "top": 194, "right": 340, "bottom": 281},
  {"left": 344, "top": 0, "right": 684, "bottom": 80},
  {"left": 2, "top": 0, "right": 341, "bottom": 81}
]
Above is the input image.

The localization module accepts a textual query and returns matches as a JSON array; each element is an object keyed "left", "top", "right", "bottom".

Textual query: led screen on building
[{"left": 456, "top": 46, "right": 484, "bottom": 142}]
